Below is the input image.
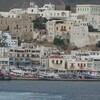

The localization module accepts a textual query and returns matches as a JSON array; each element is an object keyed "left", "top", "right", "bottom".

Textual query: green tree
[
  {"left": 53, "top": 37, "right": 64, "bottom": 46},
  {"left": 33, "top": 17, "right": 47, "bottom": 30},
  {"left": 34, "top": 22, "right": 46, "bottom": 29}
]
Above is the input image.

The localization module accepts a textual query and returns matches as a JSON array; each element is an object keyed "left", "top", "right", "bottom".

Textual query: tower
[{"left": 30, "top": 2, "right": 35, "bottom": 7}]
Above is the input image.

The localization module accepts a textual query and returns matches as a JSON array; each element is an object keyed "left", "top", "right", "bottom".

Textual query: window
[
  {"left": 60, "top": 60, "right": 62, "bottom": 64},
  {"left": 70, "top": 63, "right": 74, "bottom": 68},
  {"left": 56, "top": 27, "right": 58, "bottom": 30},
  {"left": 22, "top": 54, "right": 24, "bottom": 57},
  {"left": 61, "top": 26, "right": 63, "bottom": 31},
  {"left": 52, "top": 60, "right": 54, "bottom": 64},
  {"left": 27, "top": 54, "right": 29, "bottom": 57},
  {"left": 56, "top": 60, "right": 58, "bottom": 64},
  {"left": 78, "top": 8, "right": 79, "bottom": 11},
  {"left": 64, "top": 26, "right": 66, "bottom": 31},
  {"left": 17, "top": 54, "right": 20, "bottom": 57},
  {"left": 78, "top": 63, "right": 80, "bottom": 66},
  {"left": 69, "top": 27, "right": 71, "bottom": 30},
  {"left": 31, "top": 9, "right": 33, "bottom": 12}
]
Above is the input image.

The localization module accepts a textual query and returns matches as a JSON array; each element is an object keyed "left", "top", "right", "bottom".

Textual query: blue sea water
[
  {"left": 0, "top": 92, "right": 62, "bottom": 100},
  {"left": 0, "top": 81, "right": 100, "bottom": 100}
]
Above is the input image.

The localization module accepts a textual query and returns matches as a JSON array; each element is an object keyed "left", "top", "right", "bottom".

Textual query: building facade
[
  {"left": 76, "top": 5, "right": 100, "bottom": 15},
  {"left": 48, "top": 55, "right": 65, "bottom": 70}
]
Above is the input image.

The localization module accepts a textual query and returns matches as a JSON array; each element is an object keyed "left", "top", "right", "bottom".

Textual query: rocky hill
[{"left": 0, "top": 0, "right": 100, "bottom": 11}]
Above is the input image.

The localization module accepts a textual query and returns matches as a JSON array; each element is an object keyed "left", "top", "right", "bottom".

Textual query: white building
[
  {"left": 0, "top": 47, "right": 9, "bottom": 69},
  {"left": 67, "top": 59, "right": 94, "bottom": 71},
  {"left": 0, "top": 9, "right": 24, "bottom": 18},
  {"left": 27, "top": 2, "right": 39, "bottom": 14},
  {"left": 26, "top": 2, "right": 70, "bottom": 19},
  {"left": 86, "top": 15, "right": 100, "bottom": 29},
  {"left": 71, "top": 50, "right": 100, "bottom": 71},
  {"left": 48, "top": 55, "right": 65, "bottom": 70},
  {"left": 76, "top": 4, "right": 100, "bottom": 15},
  {"left": 0, "top": 57, "right": 9, "bottom": 69},
  {"left": 0, "top": 32, "right": 18, "bottom": 48},
  {"left": 0, "top": 12, "right": 9, "bottom": 18},
  {"left": 0, "top": 47, "right": 9, "bottom": 57}
]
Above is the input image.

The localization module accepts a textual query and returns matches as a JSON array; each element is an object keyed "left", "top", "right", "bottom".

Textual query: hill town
[{"left": 0, "top": 2, "right": 100, "bottom": 80}]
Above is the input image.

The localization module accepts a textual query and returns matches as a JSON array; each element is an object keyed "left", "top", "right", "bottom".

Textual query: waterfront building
[
  {"left": 48, "top": 55, "right": 65, "bottom": 70},
  {"left": 9, "top": 45, "right": 43, "bottom": 67},
  {"left": 0, "top": 47, "right": 9, "bottom": 70},
  {"left": 71, "top": 50, "right": 100, "bottom": 71},
  {"left": 67, "top": 58, "right": 94, "bottom": 71},
  {"left": 0, "top": 57, "right": 9, "bottom": 70},
  {"left": 41, "top": 56, "right": 48, "bottom": 68}
]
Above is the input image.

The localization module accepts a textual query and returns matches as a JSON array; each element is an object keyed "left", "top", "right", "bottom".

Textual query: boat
[{"left": 0, "top": 70, "right": 11, "bottom": 80}]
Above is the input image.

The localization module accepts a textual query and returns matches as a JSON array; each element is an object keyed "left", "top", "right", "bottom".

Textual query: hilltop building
[{"left": 76, "top": 4, "right": 100, "bottom": 15}]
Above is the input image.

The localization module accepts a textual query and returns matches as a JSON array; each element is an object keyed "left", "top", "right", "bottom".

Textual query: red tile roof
[{"left": 49, "top": 55, "right": 63, "bottom": 58}]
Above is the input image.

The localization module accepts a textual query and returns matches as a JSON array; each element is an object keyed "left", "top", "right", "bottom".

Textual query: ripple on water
[{"left": 0, "top": 92, "right": 62, "bottom": 100}]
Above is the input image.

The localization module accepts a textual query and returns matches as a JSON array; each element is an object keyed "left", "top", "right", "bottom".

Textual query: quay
[{"left": 10, "top": 77, "right": 100, "bottom": 81}]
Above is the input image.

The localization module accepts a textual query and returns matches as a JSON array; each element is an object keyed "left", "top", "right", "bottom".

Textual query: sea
[{"left": 0, "top": 80, "right": 100, "bottom": 100}]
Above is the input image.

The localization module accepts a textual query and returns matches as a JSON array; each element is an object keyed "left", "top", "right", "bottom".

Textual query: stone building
[
  {"left": 0, "top": 17, "right": 34, "bottom": 41},
  {"left": 46, "top": 20, "right": 71, "bottom": 36},
  {"left": 20, "top": 13, "right": 38, "bottom": 21}
]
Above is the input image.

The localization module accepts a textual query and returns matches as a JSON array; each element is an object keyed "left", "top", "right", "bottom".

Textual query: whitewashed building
[
  {"left": 76, "top": 4, "right": 100, "bottom": 15},
  {"left": 0, "top": 47, "right": 9, "bottom": 69},
  {"left": 0, "top": 32, "right": 18, "bottom": 48}
]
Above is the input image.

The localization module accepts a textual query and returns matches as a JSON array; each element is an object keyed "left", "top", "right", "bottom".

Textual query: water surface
[{"left": 0, "top": 80, "right": 100, "bottom": 100}]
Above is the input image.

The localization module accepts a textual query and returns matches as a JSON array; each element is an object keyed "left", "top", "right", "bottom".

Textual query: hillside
[{"left": 0, "top": 0, "right": 100, "bottom": 11}]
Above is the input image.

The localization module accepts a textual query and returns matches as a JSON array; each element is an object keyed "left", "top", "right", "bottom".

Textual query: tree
[
  {"left": 34, "top": 22, "right": 46, "bottom": 29},
  {"left": 33, "top": 17, "right": 48, "bottom": 23},
  {"left": 33, "top": 17, "right": 47, "bottom": 30},
  {"left": 53, "top": 37, "right": 64, "bottom": 46}
]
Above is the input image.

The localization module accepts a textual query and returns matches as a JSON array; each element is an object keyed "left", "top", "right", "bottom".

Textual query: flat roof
[{"left": 76, "top": 4, "right": 100, "bottom": 7}]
